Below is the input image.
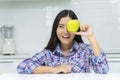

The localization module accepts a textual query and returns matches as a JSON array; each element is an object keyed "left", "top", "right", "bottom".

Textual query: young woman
[{"left": 17, "top": 9, "right": 109, "bottom": 74}]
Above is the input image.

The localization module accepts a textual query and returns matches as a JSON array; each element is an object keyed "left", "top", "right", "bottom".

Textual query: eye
[{"left": 58, "top": 25, "right": 64, "bottom": 28}]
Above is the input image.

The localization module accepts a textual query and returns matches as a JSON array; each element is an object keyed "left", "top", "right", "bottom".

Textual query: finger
[
  {"left": 84, "top": 24, "right": 87, "bottom": 29},
  {"left": 84, "top": 24, "right": 88, "bottom": 31},
  {"left": 73, "top": 31, "right": 85, "bottom": 36},
  {"left": 83, "top": 25, "right": 86, "bottom": 31},
  {"left": 58, "top": 72, "right": 64, "bottom": 74},
  {"left": 80, "top": 25, "right": 86, "bottom": 31},
  {"left": 80, "top": 25, "right": 84, "bottom": 31},
  {"left": 65, "top": 71, "right": 71, "bottom": 74}
]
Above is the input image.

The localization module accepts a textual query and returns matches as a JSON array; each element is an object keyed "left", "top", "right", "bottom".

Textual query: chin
[
  {"left": 61, "top": 41, "right": 72, "bottom": 45},
  {"left": 60, "top": 37, "right": 73, "bottom": 45}
]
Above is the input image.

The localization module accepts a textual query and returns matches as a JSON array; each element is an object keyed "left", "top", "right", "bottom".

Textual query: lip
[{"left": 62, "top": 35, "right": 70, "bottom": 39}]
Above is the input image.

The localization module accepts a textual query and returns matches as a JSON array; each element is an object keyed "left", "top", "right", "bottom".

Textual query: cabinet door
[
  {"left": 108, "top": 60, "right": 120, "bottom": 73},
  {"left": 0, "top": 59, "right": 23, "bottom": 73}
]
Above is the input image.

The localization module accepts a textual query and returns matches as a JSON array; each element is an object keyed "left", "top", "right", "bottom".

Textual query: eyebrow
[{"left": 58, "top": 24, "right": 64, "bottom": 26}]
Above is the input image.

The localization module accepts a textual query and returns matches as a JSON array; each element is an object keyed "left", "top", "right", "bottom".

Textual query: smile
[{"left": 62, "top": 35, "right": 70, "bottom": 39}]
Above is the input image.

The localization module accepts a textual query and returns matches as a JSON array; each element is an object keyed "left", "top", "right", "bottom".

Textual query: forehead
[{"left": 59, "top": 16, "right": 72, "bottom": 24}]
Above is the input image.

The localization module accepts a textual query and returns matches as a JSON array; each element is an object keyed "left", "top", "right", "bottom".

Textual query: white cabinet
[
  {"left": 107, "top": 53, "right": 120, "bottom": 73},
  {"left": 0, "top": 59, "right": 23, "bottom": 73},
  {"left": 0, "top": 54, "right": 31, "bottom": 73},
  {"left": 109, "top": 61, "right": 120, "bottom": 73},
  {"left": 0, "top": 53, "right": 120, "bottom": 73}
]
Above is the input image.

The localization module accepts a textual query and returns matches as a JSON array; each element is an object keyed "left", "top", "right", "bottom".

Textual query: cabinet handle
[{"left": 0, "top": 61, "right": 13, "bottom": 63}]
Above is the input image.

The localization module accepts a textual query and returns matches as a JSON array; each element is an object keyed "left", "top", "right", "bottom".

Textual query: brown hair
[{"left": 45, "top": 9, "right": 84, "bottom": 52}]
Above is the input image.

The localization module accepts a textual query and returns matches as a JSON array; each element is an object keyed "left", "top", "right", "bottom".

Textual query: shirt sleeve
[
  {"left": 17, "top": 50, "right": 47, "bottom": 74},
  {"left": 87, "top": 44, "right": 109, "bottom": 74}
]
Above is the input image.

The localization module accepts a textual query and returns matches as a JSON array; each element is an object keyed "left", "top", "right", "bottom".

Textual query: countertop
[
  {"left": 0, "top": 54, "right": 32, "bottom": 59},
  {"left": 0, "top": 73, "right": 120, "bottom": 80}
]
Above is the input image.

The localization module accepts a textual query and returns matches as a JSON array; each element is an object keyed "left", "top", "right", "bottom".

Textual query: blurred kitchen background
[{"left": 0, "top": 0, "right": 120, "bottom": 73}]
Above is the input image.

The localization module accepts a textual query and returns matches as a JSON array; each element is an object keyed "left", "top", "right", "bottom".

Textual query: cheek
[
  {"left": 56, "top": 27, "right": 63, "bottom": 34},
  {"left": 71, "top": 33, "right": 75, "bottom": 38},
  {"left": 70, "top": 34, "right": 76, "bottom": 40},
  {"left": 56, "top": 29, "right": 61, "bottom": 37}
]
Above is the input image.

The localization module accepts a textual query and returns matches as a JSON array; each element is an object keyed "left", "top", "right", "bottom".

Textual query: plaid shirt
[{"left": 17, "top": 41, "right": 109, "bottom": 74}]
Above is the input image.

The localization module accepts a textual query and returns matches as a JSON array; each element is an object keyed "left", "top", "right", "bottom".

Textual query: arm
[
  {"left": 87, "top": 34, "right": 101, "bottom": 56},
  {"left": 89, "top": 49, "right": 109, "bottom": 74},
  {"left": 17, "top": 50, "right": 47, "bottom": 74},
  {"left": 17, "top": 49, "right": 71, "bottom": 74},
  {"left": 74, "top": 24, "right": 100, "bottom": 56},
  {"left": 32, "top": 65, "right": 71, "bottom": 74},
  {"left": 32, "top": 66, "right": 54, "bottom": 74},
  {"left": 74, "top": 24, "right": 109, "bottom": 73}
]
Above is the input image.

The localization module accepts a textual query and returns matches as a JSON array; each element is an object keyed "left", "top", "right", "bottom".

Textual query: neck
[{"left": 60, "top": 41, "right": 73, "bottom": 55}]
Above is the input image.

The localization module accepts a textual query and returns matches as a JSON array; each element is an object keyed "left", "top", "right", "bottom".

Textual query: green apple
[{"left": 67, "top": 20, "right": 80, "bottom": 32}]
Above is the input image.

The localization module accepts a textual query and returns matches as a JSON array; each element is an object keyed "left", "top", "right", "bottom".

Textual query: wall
[{"left": 0, "top": 0, "right": 120, "bottom": 54}]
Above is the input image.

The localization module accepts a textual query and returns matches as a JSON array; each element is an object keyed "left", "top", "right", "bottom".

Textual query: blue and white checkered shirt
[{"left": 17, "top": 41, "right": 109, "bottom": 74}]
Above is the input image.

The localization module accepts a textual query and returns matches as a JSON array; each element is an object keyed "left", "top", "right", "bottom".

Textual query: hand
[
  {"left": 73, "top": 24, "right": 95, "bottom": 40},
  {"left": 53, "top": 65, "right": 71, "bottom": 74},
  {"left": 73, "top": 24, "right": 101, "bottom": 56}
]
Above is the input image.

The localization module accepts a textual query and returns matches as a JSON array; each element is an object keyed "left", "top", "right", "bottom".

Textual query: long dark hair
[{"left": 45, "top": 9, "right": 84, "bottom": 52}]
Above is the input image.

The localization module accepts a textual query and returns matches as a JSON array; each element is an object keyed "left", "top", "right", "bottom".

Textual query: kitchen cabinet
[
  {"left": 107, "top": 53, "right": 120, "bottom": 73},
  {"left": 0, "top": 0, "right": 41, "bottom": 1},
  {"left": 0, "top": 53, "right": 120, "bottom": 73},
  {"left": 0, "top": 54, "right": 32, "bottom": 73},
  {"left": 0, "top": 59, "right": 22, "bottom": 73},
  {"left": 108, "top": 60, "right": 120, "bottom": 73}
]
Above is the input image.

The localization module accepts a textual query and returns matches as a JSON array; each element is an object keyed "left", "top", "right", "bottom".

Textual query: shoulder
[{"left": 32, "top": 49, "right": 52, "bottom": 57}]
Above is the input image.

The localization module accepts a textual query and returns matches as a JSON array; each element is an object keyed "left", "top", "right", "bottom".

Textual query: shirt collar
[{"left": 53, "top": 41, "right": 80, "bottom": 57}]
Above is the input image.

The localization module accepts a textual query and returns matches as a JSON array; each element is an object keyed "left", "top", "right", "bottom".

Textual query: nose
[{"left": 63, "top": 26, "right": 68, "bottom": 33}]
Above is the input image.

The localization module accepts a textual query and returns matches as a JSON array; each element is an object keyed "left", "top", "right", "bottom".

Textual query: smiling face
[{"left": 56, "top": 16, "right": 75, "bottom": 45}]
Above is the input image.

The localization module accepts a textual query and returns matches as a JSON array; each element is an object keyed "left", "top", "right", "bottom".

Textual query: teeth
[{"left": 63, "top": 35, "right": 69, "bottom": 38}]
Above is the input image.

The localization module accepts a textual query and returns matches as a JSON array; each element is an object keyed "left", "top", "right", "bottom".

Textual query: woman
[{"left": 17, "top": 9, "right": 109, "bottom": 74}]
